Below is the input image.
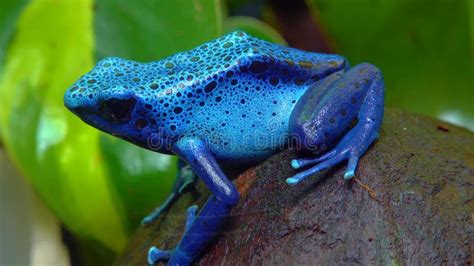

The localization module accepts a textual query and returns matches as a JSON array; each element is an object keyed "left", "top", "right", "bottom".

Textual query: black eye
[{"left": 99, "top": 97, "right": 136, "bottom": 123}]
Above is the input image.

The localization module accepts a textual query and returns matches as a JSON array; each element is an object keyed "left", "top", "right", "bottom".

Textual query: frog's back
[
  {"left": 151, "top": 31, "right": 344, "bottom": 87},
  {"left": 90, "top": 32, "right": 347, "bottom": 160},
  {"left": 141, "top": 32, "right": 345, "bottom": 161}
]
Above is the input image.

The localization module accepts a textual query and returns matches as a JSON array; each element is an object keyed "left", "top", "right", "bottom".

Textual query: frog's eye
[{"left": 99, "top": 97, "right": 137, "bottom": 123}]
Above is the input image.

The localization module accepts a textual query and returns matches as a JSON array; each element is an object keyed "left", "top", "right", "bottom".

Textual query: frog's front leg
[
  {"left": 147, "top": 137, "right": 240, "bottom": 265},
  {"left": 288, "top": 63, "right": 384, "bottom": 184},
  {"left": 142, "top": 159, "right": 197, "bottom": 225}
]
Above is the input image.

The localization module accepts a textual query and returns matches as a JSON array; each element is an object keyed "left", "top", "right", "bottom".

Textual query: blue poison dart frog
[{"left": 64, "top": 31, "right": 384, "bottom": 265}]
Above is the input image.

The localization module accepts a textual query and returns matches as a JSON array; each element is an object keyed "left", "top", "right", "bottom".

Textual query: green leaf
[
  {"left": 469, "top": 0, "right": 474, "bottom": 57},
  {"left": 309, "top": 0, "right": 474, "bottom": 130},
  {"left": 95, "top": 0, "right": 224, "bottom": 61},
  {"left": 0, "top": 0, "right": 28, "bottom": 75},
  {"left": 0, "top": 0, "right": 127, "bottom": 252},
  {"left": 224, "top": 16, "right": 286, "bottom": 44},
  {"left": 99, "top": 135, "right": 176, "bottom": 229}
]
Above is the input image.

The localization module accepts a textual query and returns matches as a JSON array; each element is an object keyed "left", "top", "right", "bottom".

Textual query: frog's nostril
[{"left": 99, "top": 97, "right": 137, "bottom": 123}]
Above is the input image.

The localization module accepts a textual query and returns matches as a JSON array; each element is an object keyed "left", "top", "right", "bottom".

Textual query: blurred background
[{"left": 0, "top": 0, "right": 472, "bottom": 265}]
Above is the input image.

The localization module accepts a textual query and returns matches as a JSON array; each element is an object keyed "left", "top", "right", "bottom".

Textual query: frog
[{"left": 64, "top": 31, "right": 384, "bottom": 265}]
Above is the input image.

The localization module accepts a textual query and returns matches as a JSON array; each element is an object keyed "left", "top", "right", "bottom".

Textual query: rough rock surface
[{"left": 117, "top": 109, "right": 474, "bottom": 265}]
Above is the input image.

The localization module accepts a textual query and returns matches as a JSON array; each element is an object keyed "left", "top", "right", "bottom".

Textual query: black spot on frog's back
[
  {"left": 205, "top": 81, "right": 217, "bottom": 93},
  {"left": 269, "top": 76, "right": 279, "bottom": 86},
  {"left": 249, "top": 61, "right": 270, "bottom": 74},
  {"left": 173, "top": 107, "right": 183, "bottom": 114}
]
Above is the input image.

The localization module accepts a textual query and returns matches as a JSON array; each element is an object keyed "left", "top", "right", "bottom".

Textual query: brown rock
[{"left": 117, "top": 109, "right": 474, "bottom": 265}]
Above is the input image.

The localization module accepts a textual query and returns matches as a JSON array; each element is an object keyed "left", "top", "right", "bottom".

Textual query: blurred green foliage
[
  {"left": 224, "top": 16, "right": 286, "bottom": 44},
  {"left": 0, "top": 0, "right": 27, "bottom": 75},
  {"left": 0, "top": 0, "right": 472, "bottom": 261},
  {"left": 94, "top": 0, "right": 224, "bottom": 61}
]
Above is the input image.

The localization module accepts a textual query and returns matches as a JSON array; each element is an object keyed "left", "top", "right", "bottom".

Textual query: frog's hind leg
[
  {"left": 141, "top": 159, "right": 197, "bottom": 225},
  {"left": 288, "top": 63, "right": 384, "bottom": 184}
]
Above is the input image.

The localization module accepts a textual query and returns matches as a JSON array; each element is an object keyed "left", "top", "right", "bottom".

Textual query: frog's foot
[
  {"left": 147, "top": 205, "right": 197, "bottom": 265},
  {"left": 148, "top": 247, "right": 170, "bottom": 265},
  {"left": 287, "top": 63, "right": 383, "bottom": 185},
  {"left": 287, "top": 123, "right": 379, "bottom": 185},
  {"left": 142, "top": 164, "right": 197, "bottom": 225},
  {"left": 148, "top": 247, "right": 195, "bottom": 266}
]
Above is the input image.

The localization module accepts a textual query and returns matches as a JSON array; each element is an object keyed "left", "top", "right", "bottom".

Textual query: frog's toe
[
  {"left": 344, "top": 170, "right": 355, "bottom": 180},
  {"left": 141, "top": 215, "right": 154, "bottom": 226},
  {"left": 343, "top": 156, "right": 359, "bottom": 180},
  {"left": 287, "top": 152, "right": 362, "bottom": 184},
  {"left": 291, "top": 150, "right": 337, "bottom": 169},
  {"left": 291, "top": 159, "right": 301, "bottom": 169},
  {"left": 288, "top": 125, "right": 377, "bottom": 184},
  {"left": 286, "top": 152, "right": 346, "bottom": 185},
  {"left": 141, "top": 210, "right": 165, "bottom": 225},
  {"left": 185, "top": 205, "right": 198, "bottom": 230},
  {"left": 148, "top": 246, "right": 170, "bottom": 265}
]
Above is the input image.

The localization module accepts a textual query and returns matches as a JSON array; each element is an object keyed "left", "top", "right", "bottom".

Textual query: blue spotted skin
[
  {"left": 64, "top": 31, "right": 345, "bottom": 160},
  {"left": 64, "top": 31, "right": 385, "bottom": 266}
]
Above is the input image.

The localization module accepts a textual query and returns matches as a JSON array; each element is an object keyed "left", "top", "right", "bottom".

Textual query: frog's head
[{"left": 64, "top": 57, "right": 170, "bottom": 152}]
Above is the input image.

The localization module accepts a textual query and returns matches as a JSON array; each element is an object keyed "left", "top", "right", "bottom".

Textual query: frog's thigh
[{"left": 289, "top": 63, "right": 380, "bottom": 153}]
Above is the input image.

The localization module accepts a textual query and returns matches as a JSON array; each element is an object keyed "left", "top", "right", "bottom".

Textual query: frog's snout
[
  {"left": 64, "top": 80, "right": 138, "bottom": 127},
  {"left": 64, "top": 87, "right": 86, "bottom": 115}
]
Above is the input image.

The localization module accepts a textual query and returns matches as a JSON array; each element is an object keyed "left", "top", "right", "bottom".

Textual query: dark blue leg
[
  {"left": 148, "top": 138, "right": 239, "bottom": 265},
  {"left": 142, "top": 159, "right": 197, "bottom": 225},
  {"left": 288, "top": 63, "right": 384, "bottom": 184}
]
